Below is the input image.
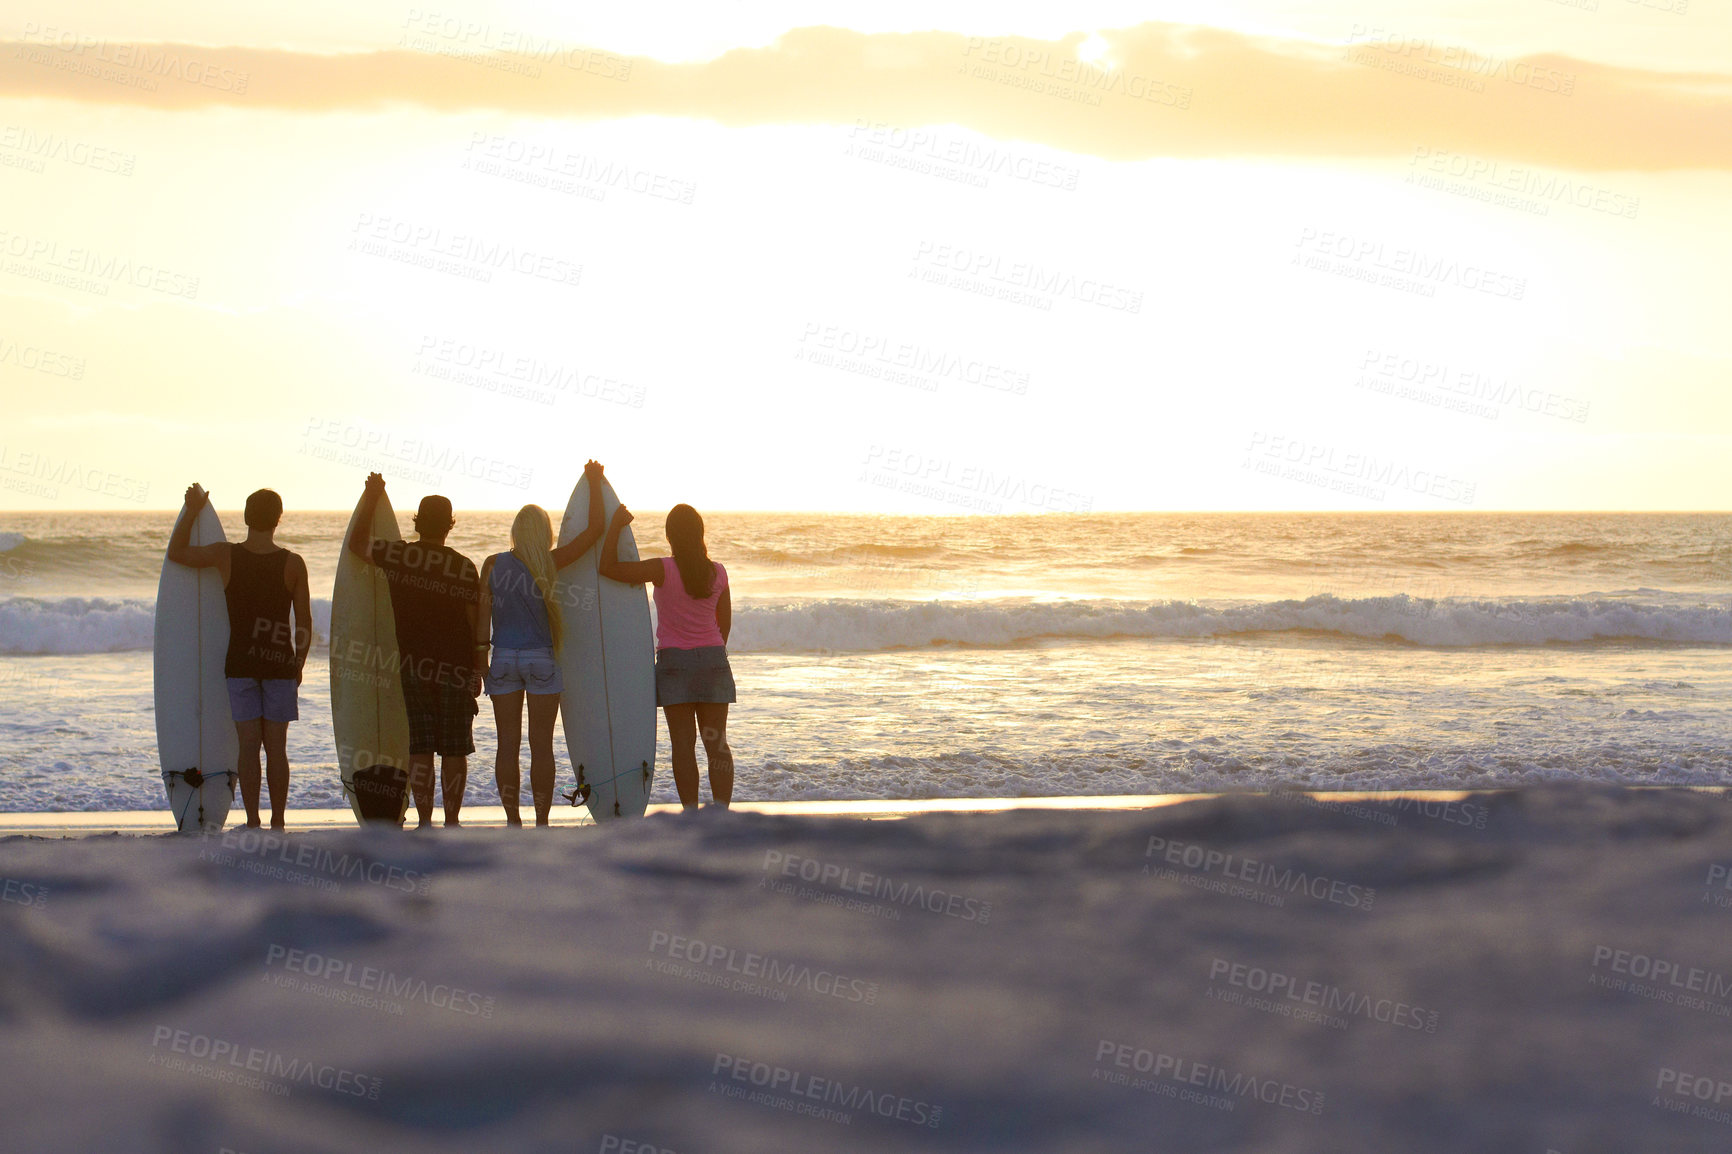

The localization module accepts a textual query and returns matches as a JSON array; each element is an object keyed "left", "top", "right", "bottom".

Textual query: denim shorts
[
  {"left": 655, "top": 646, "right": 736, "bottom": 706},
  {"left": 485, "top": 646, "right": 564, "bottom": 696},
  {"left": 226, "top": 677, "right": 299, "bottom": 723}
]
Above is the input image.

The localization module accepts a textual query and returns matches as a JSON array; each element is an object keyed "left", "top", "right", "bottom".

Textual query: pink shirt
[{"left": 654, "top": 556, "right": 727, "bottom": 651}]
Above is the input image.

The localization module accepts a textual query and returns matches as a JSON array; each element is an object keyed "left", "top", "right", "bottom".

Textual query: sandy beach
[
  {"left": 3, "top": 2, "right": 1726, "bottom": 1150},
  {"left": 4, "top": 787, "right": 1731, "bottom": 1152}
]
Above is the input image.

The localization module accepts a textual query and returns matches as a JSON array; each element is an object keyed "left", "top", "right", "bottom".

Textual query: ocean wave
[
  {"left": 727, "top": 595, "right": 1732, "bottom": 652},
  {"left": 0, "top": 597, "right": 334, "bottom": 655},
  {"left": 0, "top": 598, "right": 158, "bottom": 655},
  {"left": 2, "top": 593, "right": 1727, "bottom": 656},
  {"left": 0, "top": 534, "right": 168, "bottom": 587}
]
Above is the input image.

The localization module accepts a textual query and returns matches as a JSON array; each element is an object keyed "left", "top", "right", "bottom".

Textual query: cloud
[{"left": 1, "top": 22, "right": 1727, "bottom": 170}]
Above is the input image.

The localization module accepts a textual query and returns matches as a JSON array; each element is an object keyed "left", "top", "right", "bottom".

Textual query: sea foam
[
  {"left": 2, "top": 593, "right": 1726, "bottom": 655},
  {"left": 0, "top": 597, "right": 335, "bottom": 655},
  {"left": 727, "top": 594, "right": 1731, "bottom": 651}
]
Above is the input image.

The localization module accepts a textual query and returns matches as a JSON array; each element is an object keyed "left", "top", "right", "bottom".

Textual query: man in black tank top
[
  {"left": 348, "top": 474, "right": 482, "bottom": 828},
  {"left": 168, "top": 485, "right": 312, "bottom": 829}
]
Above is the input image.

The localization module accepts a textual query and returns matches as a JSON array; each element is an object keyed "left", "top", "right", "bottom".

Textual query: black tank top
[{"left": 224, "top": 547, "right": 297, "bottom": 679}]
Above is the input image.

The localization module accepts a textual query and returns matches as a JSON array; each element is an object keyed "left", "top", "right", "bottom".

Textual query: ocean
[{"left": 0, "top": 511, "right": 1728, "bottom": 812}]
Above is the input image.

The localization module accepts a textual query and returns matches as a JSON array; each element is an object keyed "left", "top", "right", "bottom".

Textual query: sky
[{"left": 0, "top": 1, "right": 1727, "bottom": 513}]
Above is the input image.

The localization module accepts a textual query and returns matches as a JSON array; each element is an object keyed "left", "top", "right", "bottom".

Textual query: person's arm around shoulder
[
  {"left": 286, "top": 552, "right": 312, "bottom": 686},
  {"left": 551, "top": 460, "right": 608, "bottom": 569},
  {"left": 477, "top": 554, "right": 496, "bottom": 654},
  {"left": 596, "top": 505, "right": 664, "bottom": 586},
  {"left": 347, "top": 473, "right": 386, "bottom": 561},
  {"left": 166, "top": 484, "right": 232, "bottom": 584},
  {"left": 465, "top": 555, "right": 485, "bottom": 697}
]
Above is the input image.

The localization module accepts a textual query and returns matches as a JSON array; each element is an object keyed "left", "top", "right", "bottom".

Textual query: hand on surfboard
[
  {"left": 583, "top": 459, "right": 605, "bottom": 480},
  {"left": 611, "top": 505, "right": 634, "bottom": 528},
  {"left": 183, "top": 483, "right": 209, "bottom": 511},
  {"left": 363, "top": 472, "right": 386, "bottom": 495}
]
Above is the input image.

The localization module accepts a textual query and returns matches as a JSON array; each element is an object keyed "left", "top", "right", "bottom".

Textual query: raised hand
[
  {"left": 184, "top": 484, "right": 208, "bottom": 510},
  {"left": 611, "top": 505, "right": 634, "bottom": 527},
  {"left": 364, "top": 472, "right": 386, "bottom": 494}
]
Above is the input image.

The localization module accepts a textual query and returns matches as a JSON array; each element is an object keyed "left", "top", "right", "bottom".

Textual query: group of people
[{"left": 166, "top": 462, "right": 735, "bottom": 829}]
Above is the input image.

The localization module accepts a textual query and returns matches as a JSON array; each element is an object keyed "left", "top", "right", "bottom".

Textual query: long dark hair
[{"left": 665, "top": 504, "right": 715, "bottom": 599}]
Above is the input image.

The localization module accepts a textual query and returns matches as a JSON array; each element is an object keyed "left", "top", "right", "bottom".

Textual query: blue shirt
[{"left": 488, "top": 552, "right": 554, "bottom": 650}]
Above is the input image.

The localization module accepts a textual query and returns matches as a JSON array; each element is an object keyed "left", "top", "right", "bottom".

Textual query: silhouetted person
[
  {"left": 167, "top": 484, "right": 311, "bottom": 828},
  {"left": 600, "top": 502, "right": 734, "bottom": 810},
  {"left": 477, "top": 460, "right": 607, "bottom": 825},
  {"left": 347, "top": 473, "right": 481, "bottom": 828}
]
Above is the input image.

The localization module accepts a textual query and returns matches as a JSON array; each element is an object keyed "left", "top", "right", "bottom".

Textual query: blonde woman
[{"left": 477, "top": 460, "right": 606, "bottom": 825}]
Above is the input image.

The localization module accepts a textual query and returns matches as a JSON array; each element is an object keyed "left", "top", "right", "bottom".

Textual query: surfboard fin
[{"left": 642, "top": 760, "right": 651, "bottom": 787}]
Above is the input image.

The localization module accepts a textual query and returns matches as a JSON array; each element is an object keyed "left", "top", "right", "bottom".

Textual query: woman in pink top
[{"left": 599, "top": 503, "right": 734, "bottom": 810}]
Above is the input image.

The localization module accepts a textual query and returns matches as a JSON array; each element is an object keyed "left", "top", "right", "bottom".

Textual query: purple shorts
[{"left": 226, "top": 677, "right": 299, "bottom": 723}]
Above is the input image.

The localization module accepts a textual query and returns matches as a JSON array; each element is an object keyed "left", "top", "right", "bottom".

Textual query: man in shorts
[
  {"left": 347, "top": 473, "right": 482, "bottom": 827},
  {"left": 168, "top": 483, "right": 312, "bottom": 829}
]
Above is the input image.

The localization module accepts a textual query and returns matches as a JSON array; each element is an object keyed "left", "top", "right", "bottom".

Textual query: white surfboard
[
  {"left": 154, "top": 502, "right": 239, "bottom": 834},
  {"left": 554, "top": 476, "right": 657, "bottom": 820},
  {"left": 330, "top": 493, "right": 412, "bottom": 824}
]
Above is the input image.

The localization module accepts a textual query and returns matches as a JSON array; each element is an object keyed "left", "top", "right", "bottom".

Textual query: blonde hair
[{"left": 510, "top": 504, "right": 561, "bottom": 648}]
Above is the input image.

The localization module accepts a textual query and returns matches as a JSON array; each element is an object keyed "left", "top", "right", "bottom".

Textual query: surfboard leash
[
  {"left": 165, "top": 768, "right": 237, "bottom": 832},
  {"left": 562, "top": 757, "right": 651, "bottom": 807}
]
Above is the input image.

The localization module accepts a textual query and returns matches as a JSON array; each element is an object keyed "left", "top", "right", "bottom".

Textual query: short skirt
[{"left": 655, "top": 645, "right": 736, "bottom": 706}]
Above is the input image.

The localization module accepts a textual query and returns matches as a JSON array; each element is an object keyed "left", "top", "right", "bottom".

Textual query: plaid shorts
[{"left": 400, "top": 671, "right": 478, "bottom": 756}]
